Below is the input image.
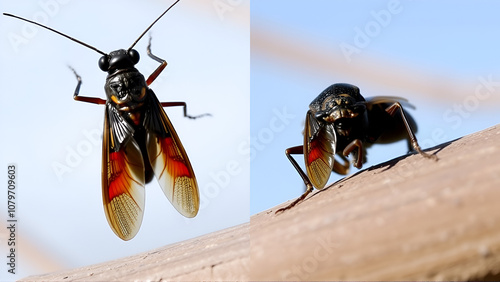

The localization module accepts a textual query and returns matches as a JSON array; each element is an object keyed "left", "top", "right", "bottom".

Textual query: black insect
[
  {"left": 276, "top": 83, "right": 437, "bottom": 213},
  {"left": 4, "top": 0, "right": 210, "bottom": 240}
]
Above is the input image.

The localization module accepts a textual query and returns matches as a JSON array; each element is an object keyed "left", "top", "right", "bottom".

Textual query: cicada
[{"left": 277, "top": 83, "right": 437, "bottom": 213}]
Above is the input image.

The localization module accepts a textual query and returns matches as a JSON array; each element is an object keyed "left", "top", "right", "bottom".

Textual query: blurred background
[
  {"left": 251, "top": 1, "right": 499, "bottom": 214},
  {"left": 0, "top": 0, "right": 248, "bottom": 280},
  {"left": 2, "top": 0, "right": 500, "bottom": 280}
]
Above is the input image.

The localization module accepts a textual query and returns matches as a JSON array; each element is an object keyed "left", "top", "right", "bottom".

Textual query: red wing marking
[
  {"left": 102, "top": 107, "right": 145, "bottom": 241},
  {"left": 159, "top": 137, "right": 191, "bottom": 179},
  {"left": 148, "top": 133, "right": 199, "bottom": 218},
  {"left": 306, "top": 139, "right": 324, "bottom": 166},
  {"left": 107, "top": 151, "right": 144, "bottom": 201},
  {"left": 145, "top": 97, "right": 200, "bottom": 218},
  {"left": 304, "top": 111, "right": 337, "bottom": 189}
]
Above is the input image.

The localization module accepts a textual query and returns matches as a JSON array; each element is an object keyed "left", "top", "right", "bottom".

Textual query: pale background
[
  {"left": 0, "top": 0, "right": 249, "bottom": 280},
  {"left": 2, "top": 0, "right": 500, "bottom": 280}
]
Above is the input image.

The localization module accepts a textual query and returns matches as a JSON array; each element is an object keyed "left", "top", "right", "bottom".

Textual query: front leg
[
  {"left": 69, "top": 67, "right": 106, "bottom": 105},
  {"left": 343, "top": 139, "right": 364, "bottom": 169},
  {"left": 146, "top": 35, "right": 167, "bottom": 86},
  {"left": 332, "top": 154, "right": 350, "bottom": 175},
  {"left": 147, "top": 37, "right": 210, "bottom": 120}
]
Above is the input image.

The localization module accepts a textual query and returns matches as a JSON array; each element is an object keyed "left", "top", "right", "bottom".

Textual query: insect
[
  {"left": 276, "top": 83, "right": 437, "bottom": 213},
  {"left": 4, "top": 0, "right": 210, "bottom": 240}
]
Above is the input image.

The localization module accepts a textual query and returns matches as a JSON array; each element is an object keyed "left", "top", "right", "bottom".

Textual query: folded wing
[
  {"left": 102, "top": 105, "right": 146, "bottom": 240},
  {"left": 304, "top": 110, "right": 337, "bottom": 189},
  {"left": 145, "top": 92, "right": 199, "bottom": 218}
]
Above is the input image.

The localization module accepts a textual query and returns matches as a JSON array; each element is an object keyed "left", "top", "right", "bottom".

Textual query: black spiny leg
[
  {"left": 343, "top": 139, "right": 364, "bottom": 169},
  {"left": 147, "top": 35, "right": 211, "bottom": 120},
  {"left": 145, "top": 35, "right": 167, "bottom": 86},
  {"left": 275, "top": 145, "right": 314, "bottom": 214},
  {"left": 385, "top": 102, "right": 438, "bottom": 161},
  {"left": 69, "top": 67, "right": 106, "bottom": 105}
]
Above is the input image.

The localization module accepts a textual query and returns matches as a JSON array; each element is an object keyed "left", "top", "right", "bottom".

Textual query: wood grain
[
  {"left": 22, "top": 124, "right": 500, "bottom": 281},
  {"left": 251, "top": 124, "right": 500, "bottom": 281},
  {"left": 21, "top": 223, "right": 249, "bottom": 281}
]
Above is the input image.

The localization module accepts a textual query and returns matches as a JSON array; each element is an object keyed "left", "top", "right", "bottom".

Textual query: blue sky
[{"left": 251, "top": 0, "right": 500, "bottom": 214}]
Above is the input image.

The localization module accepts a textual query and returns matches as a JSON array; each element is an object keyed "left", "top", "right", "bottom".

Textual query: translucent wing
[
  {"left": 102, "top": 105, "right": 145, "bottom": 241},
  {"left": 303, "top": 110, "right": 337, "bottom": 189},
  {"left": 365, "top": 96, "right": 415, "bottom": 110},
  {"left": 365, "top": 96, "right": 418, "bottom": 144},
  {"left": 145, "top": 92, "right": 199, "bottom": 217}
]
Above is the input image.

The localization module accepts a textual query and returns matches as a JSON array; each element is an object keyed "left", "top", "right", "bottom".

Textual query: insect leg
[
  {"left": 145, "top": 35, "right": 167, "bottom": 86},
  {"left": 275, "top": 145, "right": 314, "bottom": 214},
  {"left": 385, "top": 102, "right": 437, "bottom": 160},
  {"left": 69, "top": 67, "right": 106, "bottom": 105},
  {"left": 333, "top": 155, "right": 350, "bottom": 175},
  {"left": 343, "top": 139, "right": 364, "bottom": 169},
  {"left": 160, "top": 101, "right": 211, "bottom": 119}
]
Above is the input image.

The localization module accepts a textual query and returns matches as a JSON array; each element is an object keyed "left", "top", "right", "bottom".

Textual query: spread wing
[
  {"left": 145, "top": 92, "right": 199, "bottom": 218},
  {"left": 102, "top": 104, "right": 145, "bottom": 241},
  {"left": 303, "top": 110, "right": 337, "bottom": 189}
]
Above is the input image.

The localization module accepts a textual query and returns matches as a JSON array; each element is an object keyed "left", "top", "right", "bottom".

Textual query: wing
[
  {"left": 365, "top": 96, "right": 415, "bottom": 110},
  {"left": 303, "top": 110, "right": 337, "bottom": 189},
  {"left": 145, "top": 92, "right": 199, "bottom": 218},
  {"left": 102, "top": 105, "right": 146, "bottom": 241}
]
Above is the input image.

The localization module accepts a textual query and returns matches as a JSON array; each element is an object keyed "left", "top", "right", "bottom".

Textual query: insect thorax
[{"left": 105, "top": 70, "right": 148, "bottom": 111}]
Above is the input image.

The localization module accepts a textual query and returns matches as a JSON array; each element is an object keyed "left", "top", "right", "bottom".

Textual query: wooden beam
[
  {"left": 21, "top": 224, "right": 249, "bottom": 281},
  {"left": 22, "top": 124, "right": 500, "bottom": 281},
  {"left": 251, "top": 123, "right": 500, "bottom": 281}
]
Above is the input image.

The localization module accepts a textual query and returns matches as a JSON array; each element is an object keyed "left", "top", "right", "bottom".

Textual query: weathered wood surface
[
  {"left": 251, "top": 124, "right": 500, "bottom": 281},
  {"left": 22, "top": 124, "right": 500, "bottom": 281},
  {"left": 21, "top": 223, "right": 249, "bottom": 281}
]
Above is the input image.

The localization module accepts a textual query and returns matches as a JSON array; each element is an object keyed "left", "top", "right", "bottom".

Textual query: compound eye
[
  {"left": 128, "top": 49, "right": 140, "bottom": 65},
  {"left": 98, "top": 55, "right": 109, "bottom": 71}
]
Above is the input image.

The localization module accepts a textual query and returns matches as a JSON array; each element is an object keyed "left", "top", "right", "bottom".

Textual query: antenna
[
  {"left": 3, "top": 13, "right": 107, "bottom": 56},
  {"left": 3, "top": 0, "right": 182, "bottom": 55},
  {"left": 128, "top": 0, "right": 181, "bottom": 51}
]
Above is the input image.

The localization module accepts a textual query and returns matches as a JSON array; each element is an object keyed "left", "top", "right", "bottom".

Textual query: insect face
[
  {"left": 311, "top": 84, "right": 365, "bottom": 120},
  {"left": 311, "top": 84, "right": 367, "bottom": 138},
  {"left": 105, "top": 70, "right": 147, "bottom": 110}
]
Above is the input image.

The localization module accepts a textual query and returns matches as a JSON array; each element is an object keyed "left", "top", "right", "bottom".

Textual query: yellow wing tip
[{"left": 105, "top": 193, "right": 144, "bottom": 241}]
